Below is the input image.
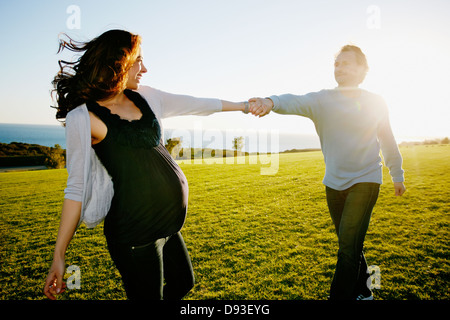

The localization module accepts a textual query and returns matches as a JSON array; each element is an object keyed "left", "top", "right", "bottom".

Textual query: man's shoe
[{"left": 356, "top": 293, "right": 374, "bottom": 300}]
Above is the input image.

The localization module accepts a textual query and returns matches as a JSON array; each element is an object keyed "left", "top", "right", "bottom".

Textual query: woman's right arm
[
  {"left": 44, "top": 108, "right": 86, "bottom": 299},
  {"left": 43, "top": 199, "right": 81, "bottom": 300}
]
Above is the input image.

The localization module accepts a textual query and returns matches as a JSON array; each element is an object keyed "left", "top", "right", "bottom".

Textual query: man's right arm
[{"left": 249, "top": 93, "right": 318, "bottom": 118}]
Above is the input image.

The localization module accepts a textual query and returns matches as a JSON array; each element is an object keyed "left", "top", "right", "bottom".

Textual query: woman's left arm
[
  {"left": 221, "top": 100, "right": 247, "bottom": 112},
  {"left": 153, "top": 87, "right": 246, "bottom": 118}
]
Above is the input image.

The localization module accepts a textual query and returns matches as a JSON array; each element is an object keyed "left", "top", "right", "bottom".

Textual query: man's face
[{"left": 334, "top": 51, "right": 366, "bottom": 87}]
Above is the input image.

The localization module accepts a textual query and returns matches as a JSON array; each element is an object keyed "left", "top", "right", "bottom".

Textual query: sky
[{"left": 0, "top": 0, "right": 449, "bottom": 141}]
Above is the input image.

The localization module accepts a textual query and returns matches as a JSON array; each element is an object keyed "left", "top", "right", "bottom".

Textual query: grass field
[{"left": 0, "top": 145, "right": 448, "bottom": 300}]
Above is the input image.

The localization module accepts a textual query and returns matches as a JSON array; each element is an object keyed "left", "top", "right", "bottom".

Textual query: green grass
[{"left": 0, "top": 145, "right": 448, "bottom": 300}]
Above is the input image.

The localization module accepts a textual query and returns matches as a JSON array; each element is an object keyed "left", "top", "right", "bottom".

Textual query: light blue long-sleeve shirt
[{"left": 269, "top": 89, "right": 404, "bottom": 190}]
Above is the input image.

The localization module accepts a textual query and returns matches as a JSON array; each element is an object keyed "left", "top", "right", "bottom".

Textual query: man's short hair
[{"left": 336, "top": 45, "right": 369, "bottom": 73}]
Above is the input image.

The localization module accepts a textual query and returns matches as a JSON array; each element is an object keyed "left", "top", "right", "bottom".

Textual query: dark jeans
[
  {"left": 107, "top": 231, "right": 195, "bottom": 300},
  {"left": 326, "top": 183, "right": 380, "bottom": 300}
]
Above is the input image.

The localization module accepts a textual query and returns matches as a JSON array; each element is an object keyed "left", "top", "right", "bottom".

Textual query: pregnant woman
[{"left": 43, "top": 29, "right": 248, "bottom": 300}]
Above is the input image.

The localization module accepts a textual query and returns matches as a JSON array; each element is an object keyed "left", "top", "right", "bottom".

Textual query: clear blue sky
[{"left": 0, "top": 0, "right": 449, "bottom": 140}]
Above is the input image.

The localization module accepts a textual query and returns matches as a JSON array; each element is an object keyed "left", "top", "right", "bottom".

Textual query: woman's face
[{"left": 126, "top": 48, "right": 147, "bottom": 90}]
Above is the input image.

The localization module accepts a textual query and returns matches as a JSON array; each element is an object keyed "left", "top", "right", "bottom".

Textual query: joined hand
[{"left": 248, "top": 97, "right": 274, "bottom": 117}]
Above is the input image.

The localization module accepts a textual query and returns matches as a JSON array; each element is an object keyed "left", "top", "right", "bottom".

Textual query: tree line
[
  {"left": 0, "top": 142, "right": 65, "bottom": 169},
  {"left": 0, "top": 137, "right": 247, "bottom": 169},
  {"left": 165, "top": 136, "right": 248, "bottom": 159},
  {"left": 399, "top": 137, "right": 449, "bottom": 147},
  {"left": 3, "top": 136, "right": 445, "bottom": 169}
]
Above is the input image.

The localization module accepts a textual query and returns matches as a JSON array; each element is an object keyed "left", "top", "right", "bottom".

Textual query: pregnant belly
[{"left": 105, "top": 145, "right": 189, "bottom": 244}]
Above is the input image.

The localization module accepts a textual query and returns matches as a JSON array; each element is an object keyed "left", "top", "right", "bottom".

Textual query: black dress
[{"left": 86, "top": 90, "right": 189, "bottom": 246}]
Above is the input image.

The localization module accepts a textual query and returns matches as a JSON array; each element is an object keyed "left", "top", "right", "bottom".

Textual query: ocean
[
  {"left": 0, "top": 123, "right": 321, "bottom": 153},
  {"left": 0, "top": 123, "right": 67, "bottom": 149}
]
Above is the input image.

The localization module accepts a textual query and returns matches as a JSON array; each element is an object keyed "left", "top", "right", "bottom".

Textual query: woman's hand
[
  {"left": 43, "top": 258, "right": 67, "bottom": 300},
  {"left": 43, "top": 199, "right": 81, "bottom": 299},
  {"left": 248, "top": 98, "right": 274, "bottom": 117}
]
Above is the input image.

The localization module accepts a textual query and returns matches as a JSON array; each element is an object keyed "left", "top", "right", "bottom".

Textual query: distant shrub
[{"left": 44, "top": 144, "right": 66, "bottom": 169}]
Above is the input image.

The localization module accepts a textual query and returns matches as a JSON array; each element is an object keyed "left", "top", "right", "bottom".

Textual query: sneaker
[{"left": 356, "top": 293, "right": 374, "bottom": 300}]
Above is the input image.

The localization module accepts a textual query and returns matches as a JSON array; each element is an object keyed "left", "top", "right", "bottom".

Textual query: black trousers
[
  {"left": 326, "top": 183, "right": 380, "bottom": 300},
  {"left": 107, "top": 231, "right": 195, "bottom": 300}
]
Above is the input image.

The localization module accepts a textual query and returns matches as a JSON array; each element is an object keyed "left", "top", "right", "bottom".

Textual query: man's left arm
[{"left": 377, "top": 100, "right": 406, "bottom": 196}]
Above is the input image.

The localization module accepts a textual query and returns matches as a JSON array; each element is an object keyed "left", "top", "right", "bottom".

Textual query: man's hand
[
  {"left": 248, "top": 97, "right": 274, "bottom": 117},
  {"left": 394, "top": 182, "right": 406, "bottom": 196}
]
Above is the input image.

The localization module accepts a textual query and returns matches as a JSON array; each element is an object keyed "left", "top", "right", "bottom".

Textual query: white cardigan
[{"left": 64, "top": 86, "right": 222, "bottom": 228}]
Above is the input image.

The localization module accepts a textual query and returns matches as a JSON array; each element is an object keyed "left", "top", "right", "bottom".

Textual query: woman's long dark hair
[{"left": 52, "top": 29, "right": 142, "bottom": 120}]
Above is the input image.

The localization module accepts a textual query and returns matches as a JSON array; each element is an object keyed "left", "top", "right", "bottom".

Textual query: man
[{"left": 249, "top": 45, "right": 406, "bottom": 300}]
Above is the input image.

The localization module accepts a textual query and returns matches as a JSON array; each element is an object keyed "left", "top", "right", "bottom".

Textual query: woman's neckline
[{"left": 92, "top": 90, "right": 145, "bottom": 122}]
